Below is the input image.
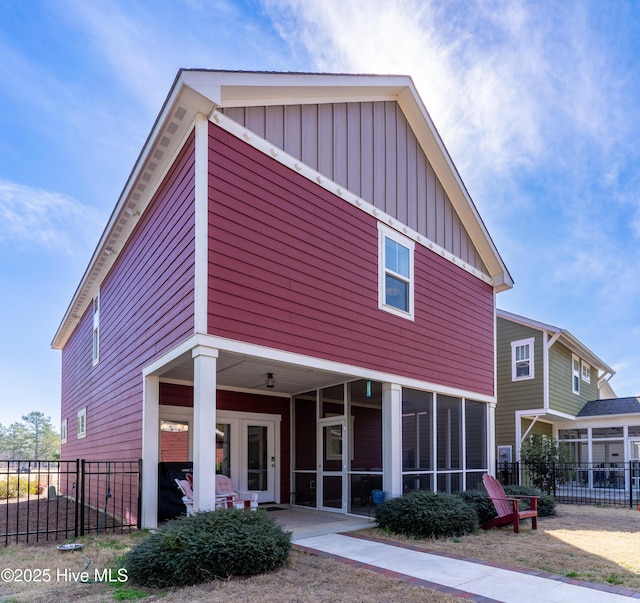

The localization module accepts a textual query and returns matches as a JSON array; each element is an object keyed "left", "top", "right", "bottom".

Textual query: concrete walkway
[{"left": 288, "top": 520, "right": 640, "bottom": 602}]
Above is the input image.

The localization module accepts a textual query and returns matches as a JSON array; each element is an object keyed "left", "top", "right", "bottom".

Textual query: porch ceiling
[{"left": 157, "top": 349, "right": 355, "bottom": 396}]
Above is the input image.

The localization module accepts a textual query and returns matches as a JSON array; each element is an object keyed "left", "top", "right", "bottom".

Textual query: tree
[
  {"left": 0, "top": 412, "right": 60, "bottom": 460},
  {"left": 520, "top": 434, "right": 571, "bottom": 494}
]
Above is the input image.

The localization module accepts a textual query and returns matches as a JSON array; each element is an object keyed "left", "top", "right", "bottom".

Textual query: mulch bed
[{"left": 0, "top": 494, "right": 134, "bottom": 546}]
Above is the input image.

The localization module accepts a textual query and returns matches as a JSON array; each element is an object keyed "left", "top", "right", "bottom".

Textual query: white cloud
[{"left": 0, "top": 179, "right": 105, "bottom": 258}]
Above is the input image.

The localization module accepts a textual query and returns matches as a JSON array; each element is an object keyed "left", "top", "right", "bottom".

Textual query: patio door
[
  {"left": 217, "top": 412, "right": 279, "bottom": 504},
  {"left": 318, "top": 419, "right": 346, "bottom": 511}
]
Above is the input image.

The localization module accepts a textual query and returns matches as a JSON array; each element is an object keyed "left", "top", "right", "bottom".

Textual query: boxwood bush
[
  {"left": 375, "top": 491, "right": 478, "bottom": 538},
  {"left": 454, "top": 490, "right": 497, "bottom": 525},
  {"left": 124, "top": 509, "right": 291, "bottom": 587}
]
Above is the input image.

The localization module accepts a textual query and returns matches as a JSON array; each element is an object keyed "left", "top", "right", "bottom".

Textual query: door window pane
[
  {"left": 247, "top": 425, "right": 268, "bottom": 491},
  {"left": 216, "top": 423, "right": 230, "bottom": 476},
  {"left": 160, "top": 420, "right": 188, "bottom": 462}
]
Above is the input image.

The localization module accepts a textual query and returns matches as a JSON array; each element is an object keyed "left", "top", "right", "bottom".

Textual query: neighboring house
[
  {"left": 52, "top": 70, "right": 513, "bottom": 528},
  {"left": 496, "top": 308, "right": 623, "bottom": 463}
]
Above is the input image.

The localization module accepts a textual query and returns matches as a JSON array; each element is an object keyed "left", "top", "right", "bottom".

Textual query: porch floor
[{"left": 263, "top": 506, "right": 372, "bottom": 540}]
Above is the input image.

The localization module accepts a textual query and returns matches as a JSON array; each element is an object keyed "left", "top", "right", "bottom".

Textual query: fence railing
[
  {"left": 497, "top": 461, "right": 640, "bottom": 508},
  {"left": 0, "top": 459, "right": 141, "bottom": 545}
]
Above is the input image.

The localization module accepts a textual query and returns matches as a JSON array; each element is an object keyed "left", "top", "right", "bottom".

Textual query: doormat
[{"left": 265, "top": 506, "right": 285, "bottom": 511}]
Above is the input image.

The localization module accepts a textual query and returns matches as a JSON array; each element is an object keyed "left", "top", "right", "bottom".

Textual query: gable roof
[
  {"left": 577, "top": 397, "right": 640, "bottom": 417},
  {"left": 52, "top": 69, "right": 513, "bottom": 350},
  {"left": 496, "top": 308, "right": 615, "bottom": 378}
]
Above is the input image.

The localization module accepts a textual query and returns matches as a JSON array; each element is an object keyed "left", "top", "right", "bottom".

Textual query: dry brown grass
[
  {"left": 0, "top": 504, "right": 638, "bottom": 602},
  {"left": 362, "top": 504, "right": 640, "bottom": 591}
]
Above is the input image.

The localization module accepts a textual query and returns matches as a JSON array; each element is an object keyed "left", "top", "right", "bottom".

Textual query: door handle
[{"left": 271, "top": 456, "right": 276, "bottom": 468}]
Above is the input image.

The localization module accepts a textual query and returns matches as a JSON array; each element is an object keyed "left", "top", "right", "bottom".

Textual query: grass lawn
[{"left": 0, "top": 504, "right": 638, "bottom": 602}]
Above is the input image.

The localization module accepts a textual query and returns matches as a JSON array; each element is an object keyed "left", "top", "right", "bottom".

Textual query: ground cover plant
[{"left": 0, "top": 505, "right": 638, "bottom": 601}]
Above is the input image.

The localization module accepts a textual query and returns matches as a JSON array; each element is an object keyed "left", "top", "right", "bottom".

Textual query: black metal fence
[
  {"left": 0, "top": 459, "right": 141, "bottom": 545},
  {"left": 497, "top": 461, "right": 640, "bottom": 508}
]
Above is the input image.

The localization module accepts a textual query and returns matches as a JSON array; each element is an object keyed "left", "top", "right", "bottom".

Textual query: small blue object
[{"left": 371, "top": 489, "right": 385, "bottom": 504}]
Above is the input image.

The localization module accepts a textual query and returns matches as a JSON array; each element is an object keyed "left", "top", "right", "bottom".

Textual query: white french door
[{"left": 217, "top": 411, "right": 279, "bottom": 504}]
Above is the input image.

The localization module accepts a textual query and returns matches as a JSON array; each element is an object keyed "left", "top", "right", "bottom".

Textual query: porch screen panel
[
  {"left": 437, "top": 395, "right": 461, "bottom": 470},
  {"left": 401, "top": 388, "right": 432, "bottom": 470},
  {"left": 294, "top": 393, "right": 316, "bottom": 470},
  {"left": 321, "top": 384, "right": 344, "bottom": 418},
  {"left": 465, "top": 400, "right": 486, "bottom": 470}
]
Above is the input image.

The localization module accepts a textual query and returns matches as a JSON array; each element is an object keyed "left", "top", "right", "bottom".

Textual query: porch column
[
  {"left": 192, "top": 345, "right": 218, "bottom": 511},
  {"left": 141, "top": 375, "right": 160, "bottom": 528},
  {"left": 488, "top": 401, "right": 497, "bottom": 476},
  {"left": 382, "top": 383, "right": 403, "bottom": 499}
]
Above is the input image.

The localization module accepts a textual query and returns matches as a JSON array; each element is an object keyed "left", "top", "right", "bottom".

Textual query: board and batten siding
[
  {"left": 60, "top": 133, "right": 197, "bottom": 462},
  {"left": 222, "top": 102, "right": 487, "bottom": 274},
  {"left": 207, "top": 122, "right": 494, "bottom": 396},
  {"left": 495, "top": 318, "right": 544, "bottom": 451},
  {"left": 548, "top": 342, "right": 598, "bottom": 416}
]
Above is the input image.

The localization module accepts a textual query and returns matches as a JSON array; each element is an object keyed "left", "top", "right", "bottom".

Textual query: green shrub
[
  {"left": 375, "top": 491, "right": 478, "bottom": 538},
  {"left": 124, "top": 509, "right": 291, "bottom": 588},
  {"left": 0, "top": 477, "right": 42, "bottom": 498},
  {"left": 454, "top": 490, "right": 496, "bottom": 525}
]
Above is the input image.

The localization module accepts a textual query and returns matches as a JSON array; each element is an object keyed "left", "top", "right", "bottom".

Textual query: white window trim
[
  {"left": 92, "top": 291, "right": 100, "bottom": 366},
  {"left": 61, "top": 419, "right": 67, "bottom": 444},
  {"left": 377, "top": 223, "right": 415, "bottom": 320},
  {"left": 572, "top": 354, "right": 581, "bottom": 395},
  {"left": 511, "top": 337, "right": 535, "bottom": 381},
  {"left": 77, "top": 407, "right": 87, "bottom": 439},
  {"left": 581, "top": 361, "right": 591, "bottom": 383}
]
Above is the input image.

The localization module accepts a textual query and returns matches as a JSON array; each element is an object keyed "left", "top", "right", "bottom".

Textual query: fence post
[
  {"left": 74, "top": 459, "right": 80, "bottom": 538},
  {"left": 137, "top": 459, "right": 143, "bottom": 530},
  {"left": 80, "top": 459, "right": 86, "bottom": 537}
]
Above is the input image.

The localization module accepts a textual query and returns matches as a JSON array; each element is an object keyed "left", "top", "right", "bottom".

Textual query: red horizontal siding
[
  {"left": 60, "top": 132, "right": 197, "bottom": 465},
  {"left": 207, "top": 123, "right": 494, "bottom": 396}
]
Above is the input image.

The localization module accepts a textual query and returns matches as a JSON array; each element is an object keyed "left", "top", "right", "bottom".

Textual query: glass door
[
  {"left": 243, "top": 419, "right": 276, "bottom": 503},
  {"left": 318, "top": 419, "right": 346, "bottom": 511}
]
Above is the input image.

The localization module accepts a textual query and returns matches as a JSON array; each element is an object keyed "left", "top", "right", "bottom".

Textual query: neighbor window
[
  {"left": 92, "top": 291, "right": 100, "bottom": 366},
  {"left": 511, "top": 338, "right": 534, "bottom": 381},
  {"left": 77, "top": 407, "right": 87, "bottom": 439},
  {"left": 572, "top": 355, "right": 580, "bottom": 394},
  {"left": 378, "top": 223, "right": 414, "bottom": 320},
  {"left": 61, "top": 419, "right": 67, "bottom": 444},
  {"left": 581, "top": 361, "right": 591, "bottom": 383}
]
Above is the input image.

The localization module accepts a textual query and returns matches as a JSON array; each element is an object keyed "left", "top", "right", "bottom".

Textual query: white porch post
[
  {"left": 192, "top": 345, "right": 218, "bottom": 511},
  {"left": 488, "top": 401, "right": 497, "bottom": 476},
  {"left": 141, "top": 375, "right": 160, "bottom": 528},
  {"left": 382, "top": 383, "right": 403, "bottom": 499}
]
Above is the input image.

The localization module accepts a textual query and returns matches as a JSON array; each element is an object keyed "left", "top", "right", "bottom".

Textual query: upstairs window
[
  {"left": 92, "top": 291, "right": 100, "bottom": 366},
  {"left": 378, "top": 224, "right": 414, "bottom": 320},
  {"left": 511, "top": 338, "right": 534, "bottom": 381},
  {"left": 572, "top": 355, "right": 580, "bottom": 394},
  {"left": 581, "top": 361, "right": 591, "bottom": 383},
  {"left": 61, "top": 419, "right": 67, "bottom": 445},
  {"left": 77, "top": 407, "right": 87, "bottom": 439}
]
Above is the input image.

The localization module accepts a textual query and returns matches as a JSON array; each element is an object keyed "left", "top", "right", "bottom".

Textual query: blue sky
[{"left": 1, "top": 0, "right": 639, "bottom": 428}]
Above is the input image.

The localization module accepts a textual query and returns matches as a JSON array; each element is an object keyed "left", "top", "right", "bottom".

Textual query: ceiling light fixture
[{"left": 266, "top": 373, "right": 275, "bottom": 389}]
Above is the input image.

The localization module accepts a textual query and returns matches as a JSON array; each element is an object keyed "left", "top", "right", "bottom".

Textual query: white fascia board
[
  {"left": 52, "top": 78, "right": 215, "bottom": 350},
  {"left": 181, "top": 69, "right": 408, "bottom": 108},
  {"left": 397, "top": 85, "right": 513, "bottom": 293}
]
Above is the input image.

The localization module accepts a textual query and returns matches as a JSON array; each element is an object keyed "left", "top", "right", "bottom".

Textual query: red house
[{"left": 52, "top": 70, "right": 513, "bottom": 528}]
